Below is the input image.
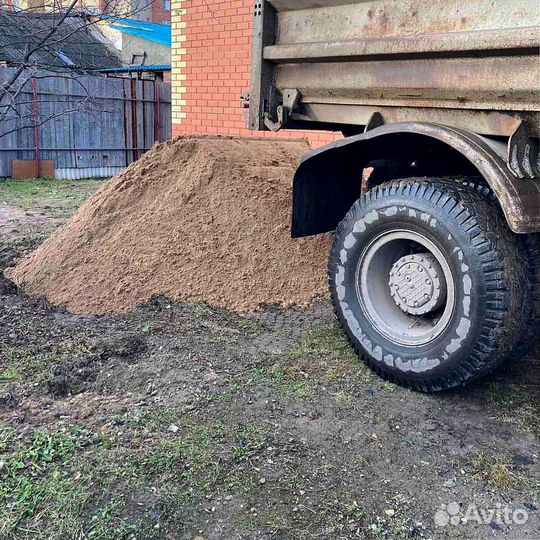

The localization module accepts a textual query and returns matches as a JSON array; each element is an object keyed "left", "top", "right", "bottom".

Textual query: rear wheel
[
  {"left": 446, "top": 178, "right": 540, "bottom": 359},
  {"left": 518, "top": 233, "right": 540, "bottom": 356},
  {"left": 329, "top": 178, "right": 529, "bottom": 392}
]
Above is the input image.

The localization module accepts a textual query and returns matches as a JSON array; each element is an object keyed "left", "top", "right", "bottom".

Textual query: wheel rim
[{"left": 355, "top": 230, "right": 456, "bottom": 347}]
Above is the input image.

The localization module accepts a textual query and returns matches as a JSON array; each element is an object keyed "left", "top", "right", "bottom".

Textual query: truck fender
[{"left": 291, "top": 122, "right": 540, "bottom": 237}]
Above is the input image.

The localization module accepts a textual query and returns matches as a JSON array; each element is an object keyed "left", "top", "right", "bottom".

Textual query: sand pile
[{"left": 7, "top": 137, "right": 331, "bottom": 315}]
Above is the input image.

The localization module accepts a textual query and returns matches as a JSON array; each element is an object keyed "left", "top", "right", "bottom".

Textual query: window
[{"left": 163, "top": 0, "right": 171, "bottom": 11}]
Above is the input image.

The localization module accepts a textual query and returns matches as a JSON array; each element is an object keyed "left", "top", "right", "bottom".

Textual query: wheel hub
[{"left": 388, "top": 253, "right": 447, "bottom": 316}]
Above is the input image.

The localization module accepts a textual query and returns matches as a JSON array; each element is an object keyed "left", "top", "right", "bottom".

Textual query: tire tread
[{"left": 329, "top": 177, "right": 531, "bottom": 393}]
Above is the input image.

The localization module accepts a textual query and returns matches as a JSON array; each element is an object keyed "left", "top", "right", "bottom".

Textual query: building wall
[
  {"left": 171, "top": 0, "right": 340, "bottom": 148},
  {"left": 12, "top": 0, "right": 104, "bottom": 14},
  {"left": 151, "top": 0, "right": 171, "bottom": 25},
  {"left": 120, "top": 34, "right": 171, "bottom": 65},
  {"left": 7, "top": 0, "right": 170, "bottom": 25},
  {"left": 127, "top": 0, "right": 152, "bottom": 22}
]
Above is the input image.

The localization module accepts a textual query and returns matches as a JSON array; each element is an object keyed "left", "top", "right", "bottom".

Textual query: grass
[
  {"left": 83, "top": 497, "right": 139, "bottom": 540},
  {"left": 470, "top": 452, "right": 528, "bottom": 490},
  {"left": 0, "top": 417, "right": 428, "bottom": 539},
  {"left": 0, "top": 178, "right": 106, "bottom": 214},
  {"left": 0, "top": 347, "right": 66, "bottom": 389},
  {"left": 0, "top": 371, "right": 534, "bottom": 540},
  {"left": 0, "top": 428, "right": 88, "bottom": 538},
  {"left": 250, "top": 326, "right": 372, "bottom": 400},
  {"left": 131, "top": 405, "right": 186, "bottom": 432},
  {"left": 140, "top": 424, "right": 225, "bottom": 489},
  {"left": 1, "top": 348, "right": 56, "bottom": 385},
  {"left": 0, "top": 367, "right": 22, "bottom": 384},
  {"left": 483, "top": 379, "right": 540, "bottom": 435},
  {"left": 251, "top": 364, "right": 315, "bottom": 398},
  {"left": 0, "top": 422, "right": 202, "bottom": 539},
  {"left": 232, "top": 426, "right": 270, "bottom": 462},
  {"left": 0, "top": 341, "right": 100, "bottom": 397},
  {"left": 0, "top": 397, "right": 169, "bottom": 537},
  {"left": 290, "top": 327, "right": 358, "bottom": 363},
  {"left": 127, "top": 412, "right": 273, "bottom": 506}
]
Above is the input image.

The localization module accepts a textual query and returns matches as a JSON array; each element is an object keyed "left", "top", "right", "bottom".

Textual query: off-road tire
[
  {"left": 440, "top": 177, "right": 540, "bottom": 359},
  {"left": 329, "top": 178, "right": 530, "bottom": 392},
  {"left": 518, "top": 233, "right": 540, "bottom": 356}
]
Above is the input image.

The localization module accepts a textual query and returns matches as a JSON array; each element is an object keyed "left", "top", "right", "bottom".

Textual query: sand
[{"left": 7, "top": 137, "right": 331, "bottom": 315}]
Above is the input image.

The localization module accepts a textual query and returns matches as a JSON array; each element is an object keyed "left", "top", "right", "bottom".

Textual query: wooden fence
[{"left": 0, "top": 68, "right": 171, "bottom": 179}]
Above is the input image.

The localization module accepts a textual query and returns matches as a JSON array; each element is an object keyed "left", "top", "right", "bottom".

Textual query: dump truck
[{"left": 249, "top": 0, "right": 540, "bottom": 392}]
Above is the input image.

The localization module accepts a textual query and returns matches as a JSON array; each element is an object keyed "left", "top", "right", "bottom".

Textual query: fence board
[{"left": 0, "top": 68, "right": 171, "bottom": 179}]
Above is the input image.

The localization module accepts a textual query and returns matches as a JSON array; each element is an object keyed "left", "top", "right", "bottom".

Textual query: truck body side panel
[{"left": 249, "top": 0, "right": 540, "bottom": 136}]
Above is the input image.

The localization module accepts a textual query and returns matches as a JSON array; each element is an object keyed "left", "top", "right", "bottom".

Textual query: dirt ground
[{"left": 1, "top": 179, "right": 539, "bottom": 540}]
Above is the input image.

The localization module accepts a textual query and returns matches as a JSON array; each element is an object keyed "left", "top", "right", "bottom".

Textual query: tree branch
[{"left": 0, "top": 0, "right": 80, "bottom": 100}]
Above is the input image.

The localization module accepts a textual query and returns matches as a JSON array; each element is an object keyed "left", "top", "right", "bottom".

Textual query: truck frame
[{"left": 249, "top": 0, "right": 540, "bottom": 391}]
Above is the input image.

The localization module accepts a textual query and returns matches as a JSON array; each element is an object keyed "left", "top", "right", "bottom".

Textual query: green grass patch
[
  {"left": 251, "top": 326, "right": 372, "bottom": 398},
  {"left": 0, "top": 427, "right": 152, "bottom": 540},
  {"left": 127, "top": 418, "right": 272, "bottom": 508},
  {"left": 252, "top": 364, "right": 315, "bottom": 398},
  {"left": 1, "top": 347, "right": 60, "bottom": 386},
  {"left": 291, "top": 327, "right": 358, "bottom": 363},
  {"left": 130, "top": 406, "right": 185, "bottom": 432},
  {"left": 470, "top": 451, "right": 528, "bottom": 490},
  {"left": 0, "top": 367, "right": 22, "bottom": 384},
  {"left": 232, "top": 426, "right": 270, "bottom": 462},
  {"left": 82, "top": 496, "right": 139, "bottom": 540},
  {"left": 287, "top": 380, "right": 313, "bottom": 398},
  {"left": 0, "top": 428, "right": 87, "bottom": 537},
  {"left": 0, "top": 344, "right": 99, "bottom": 398},
  {"left": 141, "top": 425, "right": 223, "bottom": 480},
  {"left": 0, "top": 178, "right": 106, "bottom": 213}
]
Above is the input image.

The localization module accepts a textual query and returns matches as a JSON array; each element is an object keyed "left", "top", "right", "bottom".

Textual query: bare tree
[
  {"left": 0, "top": 0, "right": 168, "bottom": 135},
  {"left": 0, "top": 0, "right": 80, "bottom": 99}
]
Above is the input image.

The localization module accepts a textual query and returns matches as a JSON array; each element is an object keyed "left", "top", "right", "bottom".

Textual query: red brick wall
[
  {"left": 151, "top": 1, "right": 171, "bottom": 25},
  {"left": 171, "top": 0, "right": 340, "bottom": 148}
]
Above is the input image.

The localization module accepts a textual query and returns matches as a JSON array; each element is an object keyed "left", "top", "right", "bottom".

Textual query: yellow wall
[{"left": 170, "top": 0, "right": 185, "bottom": 125}]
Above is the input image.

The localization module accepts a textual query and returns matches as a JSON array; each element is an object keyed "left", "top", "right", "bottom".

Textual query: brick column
[
  {"left": 171, "top": 0, "right": 187, "bottom": 127},
  {"left": 170, "top": 0, "right": 340, "bottom": 148}
]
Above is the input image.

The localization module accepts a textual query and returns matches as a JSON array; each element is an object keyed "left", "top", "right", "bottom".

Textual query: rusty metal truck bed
[{"left": 250, "top": 0, "right": 540, "bottom": 137}]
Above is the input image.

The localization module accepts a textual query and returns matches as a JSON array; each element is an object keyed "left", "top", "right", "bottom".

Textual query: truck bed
[{"left": 249, "top": 0, "right": 540, "bottom": 136}]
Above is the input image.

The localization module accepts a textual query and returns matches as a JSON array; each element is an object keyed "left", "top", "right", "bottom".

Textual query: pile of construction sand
[{"left": 6, "top": 137, "right": 331, "bottom": 315}]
